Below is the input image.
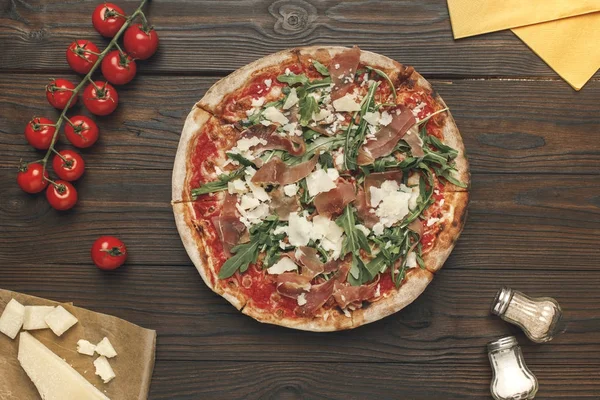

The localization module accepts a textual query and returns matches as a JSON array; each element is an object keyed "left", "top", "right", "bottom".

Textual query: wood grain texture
[
  {"left": 1, "top": 169, "right": 598, "bottom": 269},
  {"left": 149, "top": 361, "right": 600, "bottom": 399},
  {"left": 4, "top": 0, "right": 599, "bottom": 79},
  {"left": 1, "top": 265, "right": 599, "bottom": 366},
  {"left": 1, "top": 73, "right": 599, "bottom": 173}
]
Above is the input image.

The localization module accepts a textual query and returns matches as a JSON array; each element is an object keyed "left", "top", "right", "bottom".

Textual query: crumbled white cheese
[
  {"left": 0, "top": 298, "right": 25, "bottom": 339},
  {"left": 283, "top": 88, "right": 299, "bottom": 110},
  {"left": 264, "top": 79, "right": 272, "bottom": 88},
  {"left": 95, "top": 337, "right": 117, "bottom": 358},
  {"left": 283, "top": 184, "right": 298, "bottom": 197},
  {"left": 406, "top": 251, "right": 418, "bottom": 268},
  {"left": 251, "top": 97, "right": 265, "bottom": 108},
  {"left": 267, "top": 257, "right": 298, "bottom": 274},
  {"left": 374, "top": 284, "right": 381, "bottom": 297},
  {"left": 285, "top": 68, "right": 291, "bottom": 76},
  {"left": 332, "top": 93, "right": 361, "bottom": 112},
  {"left": 273, "top": 225, "right": 288, "bottom": 235},
  {"left": 369, "top": 181, "right": 412, "bottom": 227},
  {"left": 279, "top": 240, "right": 288, "bottom": 250},
  {"left": 334, "top": 63, "right": 340, "bottom": 69},
  {"left": 77, "top": 340, "right": 96, "bottom": 356},
  {"left": 333, "top": 149, "right": 345, "bottom": 169},
  {"left": 263, "top": 106, "right": 289, "bottom": 125},
  {"left": 297, "top": 293, "right": 307, "bottom": 306},
  {"left": 94, "top": 356, "right": 115, "bottom": 383},
  {"left": 313, "top": 108, "right": 332, "bottom": 122},
  {"left": 379, "top": 111, "right": 393, "bottom": 126},
  {"left": 363, "top": 111, "right": 380, "bottom": 126},
  {"left": 355, "top": 224, "right": 370, "bottom": 236},
  {"left": 427, "top": 217, "right": 440, "bottom": 227},
  {"left": 227, "top": 179, "right": 248, "bottom": 195},
  {"left": 372, "top": 222, "right": 385, "bottom": 236},
  {"left": 287, "top": 212, "right": 313, "bottom": 246},
  {"left": 311, "top": 215, "right": 344, "bottom": 259},
  {"left": 306, "top": 169, "right": 337, "bottom": 197},
  {"left": 44, "top": 306, "right": 78, "bottom": 337},
  {"left": 326, "top": 168, "right": 339, "bottom": 181}
]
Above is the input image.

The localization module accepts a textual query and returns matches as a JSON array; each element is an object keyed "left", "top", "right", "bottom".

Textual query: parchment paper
[{"left": 0, "top": 289, "right": 156, "bottom": 400}]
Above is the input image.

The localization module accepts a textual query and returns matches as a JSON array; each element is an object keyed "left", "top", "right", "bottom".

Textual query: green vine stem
[{"left": 39, "top": 0, "right": 150, "bottom": 177}]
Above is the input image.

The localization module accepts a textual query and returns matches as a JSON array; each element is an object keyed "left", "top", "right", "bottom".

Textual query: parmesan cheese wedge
[
  {"left": 0, "top": 298, "right": 25, "bottom": 339},
  {"left": 18, "top": 332, "right": 110, "bottom": 400},
  {"left": 44, "top": 305, "right": 78, "bottom": 337},
  {"left": 23, "top": 306, "right": 55, "bottom": 330}
]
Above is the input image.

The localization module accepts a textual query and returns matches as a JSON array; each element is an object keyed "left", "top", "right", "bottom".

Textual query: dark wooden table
[{"left": 1, "top": 1, "right": 599, "bottom": 398}]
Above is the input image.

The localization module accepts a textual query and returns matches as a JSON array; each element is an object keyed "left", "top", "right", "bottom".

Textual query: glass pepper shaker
[
  {"left": 491, "top": 287, "right": 563, "bottom": 343},
  {"left": 488, "top": 336, "right": 538, "bottom": 400}
]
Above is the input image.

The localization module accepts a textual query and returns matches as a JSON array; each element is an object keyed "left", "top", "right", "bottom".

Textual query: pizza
[{"left": 172, "top": 46, "right": 469, "bottom": 331}]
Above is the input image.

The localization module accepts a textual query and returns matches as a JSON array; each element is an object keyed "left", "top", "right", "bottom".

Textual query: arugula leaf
[
  {"left": 226, "top": 152, "right": 256, "bottom": 167},
  {"left": 312, "top": 60, "right": 330, "bottom": 76},
  {"left": 191, "top": 168, "right": 245, "bottom": 198},
  {"left": 277, "top": 73, "right": 309, "bottom": 86},
  {"left": 336, "top": 205, "right": 372, "bottom": 285},
  {"left": 365, "top": 66, "right": 397, "bottom": 101},
  {"left": 319, "top": 153, "right": 334, "bottom": 169},
  {"left": 343, "top": 81, "right": 379, "bottom": 170},
  {"left": 299, "top": 95, "right": 319, "bottom": 126}
]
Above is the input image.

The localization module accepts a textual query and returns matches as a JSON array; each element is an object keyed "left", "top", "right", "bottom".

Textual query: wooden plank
[
  {"left": 149, "top": 361, "right": 600, "bottom": 399},
  {"left": 2, "top": 266, "right": 599, "bottom": 366},
  {"left": 1, "top": 169, "right": 598, "bottom": 269},
  {"left": 1, "top": 74, "right": 599, "bottom": 173},
  {"left": 3, "top": 0, "right": 596, "bottom": 79}
]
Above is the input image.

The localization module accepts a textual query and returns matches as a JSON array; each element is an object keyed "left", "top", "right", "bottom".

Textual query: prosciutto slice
[
  {"left": 314, "top": 181, "right": 357, "bottom": 217},
  {"left": 402, "top": 125, "right": 424, "bottom": 157},
  {"left": 241, "top": 124, "right": 305, "bottom": 156},
  {"left": 295, "top": 258, "right": 351, "bottom": 317},
  {"left": 354, "top": 188, "right": 379, "bottom": 229},
  {"left": 357, "top": 105, "right": 416, "bottom": 165},
  {"left": 333, "top": 280, "right": 378, "bottom": 309},
  {"left": 364, "top": 170, "right": 403, "bottom": 202},
  {"left": 251, "top": 153, "right": 319, "bottom": 185},
  {"left": 211, "top": 193, "right": 247, "bottom": 255},
  {"left": 269, "top": 187, "right": 300, "bottom": 221},
  {"left": 276, "top": 272, "right": 312, "bottom": 299},
  {"left": 294, "top": 246, "right": 324, "bottom": 278},
  {"left": 328, "top": 46, "right": 361, "bottom": 101}
]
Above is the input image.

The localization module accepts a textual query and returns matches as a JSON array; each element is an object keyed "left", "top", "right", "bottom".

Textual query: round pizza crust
[{"left": 172, "top": 46, "right": 470, "bottom": 331}]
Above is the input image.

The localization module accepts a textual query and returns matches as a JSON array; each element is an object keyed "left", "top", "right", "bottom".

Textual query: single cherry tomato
[
  {"left": 64, "top": 115, "right": 99, "bottom": 148},
  {"left": 101, "top": 50, "right": 137, "bottom": 85},
  {"left": 83, "top": 81, "right": 119, "bottom": 116},
  {"left": 66, "top": 40, "right": 100, "bottom": 74},
  {"left": 46, "top": 79, "right": 77, "bottom": 110},
  {"left": 92, "top": 3, "right": 126, "bottom": 38},
  {"left": 17, "top": 162, "right": 49, "bottom": 194},
  {"left": 46, "top": 180, "right": 78, "bottom": 210},
  {"left": 52, "top": 150, "right": 85, "bottom": 182},
  {"left": 123, "top": 24, "right": 159, "bottom": 60},
  {"left": 91, "top": 236, "right": 127, "bottom": 270},
  {"left": 24, "top": 117, "right": 56, "bottom": 150}
]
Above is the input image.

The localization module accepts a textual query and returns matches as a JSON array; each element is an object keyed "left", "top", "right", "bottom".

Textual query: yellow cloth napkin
[
  {"left": 447, "top": 0, "right": 600, "bottom": 39},
  {"left": 513, "top": 13, "right": 600, "bottom": 90},
  {"left": 447, "top": 0, "right": 600, "bottom": 90}
]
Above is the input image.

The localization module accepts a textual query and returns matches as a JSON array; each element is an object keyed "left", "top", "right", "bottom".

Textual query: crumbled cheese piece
[
  {"left": 374, "top": 284, "right": 381, "bottom": 297},
  {"left": 238, "top": 194, "right": 261, "bottom": 211},
  {"left": 22, "top": 305, "right": 55, "bottom": 331},
  {"left": 273, "top": 225, "right": 288, "bottom": 235},
  {"left": 264, "top": 79, "right": 272, "bottom": 88},
  {"left": 251, "top": 97, "right": 265, "bottom": 108},
  {"left": 313, "top": 108, "right": 332, "bottom": 122},
  {"left": 283, "top": 88, "right": 299, "bottom": 110},
  {"left": 412, "top": 102, "right": 426, "bottom": 118},
  {"left": 333, "top": 148, "right": 345, "bottom": 169},
  {"left": 427, "top": 217, "right": 440, "bottom": 227},
  {"left": 227, "top": 179, "right": 248, "bottom": 195},
  {"left": 238, "top": 203, "right": 270, "bottom": 228},
  {"left": 311, "top": 215, "right": 344, "bottom": 259},
  {"left": 363, "top": 111, "right": 380, "bottom": 126},
  {"left": 297, "top": 293, "right": 307, "bottom": 306},
  {"left": 369, "top": 181, "right": 412, "bottom": 227},
  {"left": 44, "top": 306, "right": 78, "bottom": 337},
  {"left": 77, "top": 340, "right": 96, "bottom": 356},
  {"left": 279, "top": 240, "right": 288, "bottom": 250},
  {"left": 379, "top": 111, "right": 393, "bottom": 126},
  {"left": 306, "top": 169, "right": 337, "bottom": 197},
  {"left": 372, "top": 222, "right": 385, "bottom": 236},
  {"left": 263, "top": 106, "right": 289, "bottom": 125},
  {"left": 326, "top": 168, "right": 339, "bottom": 181},
  {"left": 343, "top": 308, "right": 351, "bottom": 318},
  {"left": 285, "top": 68, "right": 291, "bottom": 76},
  {"left": 94, "top": 356, "right": 115, "bottom": 383},
  {"left": 267, "top": 257, "right": 298, "bottom": 275},
  {"left": 406, "top": 251, "right": 418, "bottom": 268},
  {"left": 288, "top": 212, "right": 313, "bottom": 246},
  {"left": 355, "top": 224, "right": 370, "bottom": 236},
  {"left": 334, "top": 63, "right": 340, "bottom": 69},
  {"left": 0, "top": 298, "right": 25, "bottom": 339},
  {"left": 332, "top": 93, "right": 361, "bottom": 112},
  {"left": 283, "top": 184, "right": 298, "bottom": 197}
]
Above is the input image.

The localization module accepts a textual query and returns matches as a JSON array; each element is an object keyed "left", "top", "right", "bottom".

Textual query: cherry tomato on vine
[
  {"left": 92, "top": 3, "right": 126, "bottom": 38},
  {"left": 24, "top": 117, "right": 56, "bottom": 150},
  {"left": 91, "top": 236, "right": 127, "bottom": 270},
  {"left": 123, "top": 24, "right": 159, "bottom": 60},
  {"left": 46, "top": 180, "right": 78, "bottom": 211},
  {"left": 66, "top": 40, "right": 100, "bottom": 74},
  {"left": 46, "top": 79, "right": 77, "bottom": 110},
  {"left": 17, "top": 162, "right": 49, "bottom": 194},
  {"left": 83, "top": 81, "right": 119, "bottom": 116},
  {"left": 52, "top": 150, "right": 85, "bottom": 181},
  {"left": 101, "top": 50, "right": 137, "bottom": 85},
  {"left": 64, "top": 115, "right": 99, "bottom": 148}
]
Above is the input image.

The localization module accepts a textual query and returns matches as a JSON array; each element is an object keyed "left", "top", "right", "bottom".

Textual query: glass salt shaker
[
  {"left": 488, "top": 336, "right": 538, "bottom": 400},
  {"left": 491, "top": 287, "right": 563, "bottom": 343}
]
